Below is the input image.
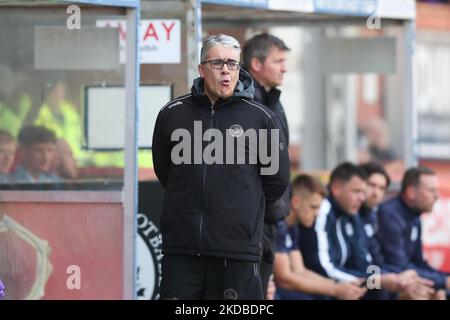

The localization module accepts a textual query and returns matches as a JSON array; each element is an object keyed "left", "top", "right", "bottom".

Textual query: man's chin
[{"left": 219, "top": 91, "right": 233, "bottom": 99}]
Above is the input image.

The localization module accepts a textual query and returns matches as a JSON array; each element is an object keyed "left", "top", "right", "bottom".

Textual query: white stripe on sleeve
[{"left": 315, "top": 198, "right": 358, "bottom": 282}]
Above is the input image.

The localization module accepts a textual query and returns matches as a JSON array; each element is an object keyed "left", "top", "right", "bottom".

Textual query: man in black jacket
[
  {"left": 243, "top": 33, "right": 291, "bottom": 297},
  {"left": 152, "top": 34, "right": 290, "bottom": 300}
]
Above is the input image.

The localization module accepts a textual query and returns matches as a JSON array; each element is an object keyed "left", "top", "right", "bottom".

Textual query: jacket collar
[
  {"left": 359, "top": 204, "right": 373, "bottom": 219},
  {"left": 253, "top": 80, "right": 281, "bottom": 109},
  {"left": 398, "top": 195, "right": 422, "bottom": 219},
  {"left": 191, "top": 69, "right": 255, "bottom": 110},
  {"left": 328, "top": 196, "right": 353, "bottom": 217}
]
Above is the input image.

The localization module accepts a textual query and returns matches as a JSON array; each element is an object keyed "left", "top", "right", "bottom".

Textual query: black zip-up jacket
[
  {"left": 152, "top": 69, "right": 290, "bottom": 261},
  {"left": 253, "top": 81, "right": 289, "bottom": 146},
  {"left": 253, "top": 81, "right": 291, "bottom": 225},
  {"left": 252, "top": 80, "right": 291, "bottom": 265}
]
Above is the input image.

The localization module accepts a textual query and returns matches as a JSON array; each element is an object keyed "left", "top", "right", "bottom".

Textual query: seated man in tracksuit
[
  {"left": 378, "top": 166, "right": 450, "bottom": 299},
  {"left": 359, "top": 162, "right": 436, "bottom": 299},
  {"left": 300, "top": 162, "right": 415, "bottom": 299},
  {"left": 274, "top": 174, "right": 366, "bottom": 300}
]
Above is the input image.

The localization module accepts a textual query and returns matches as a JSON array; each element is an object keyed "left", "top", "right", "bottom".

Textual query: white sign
[
  {"left": 268, "top": 0, "right": 314, "bottom": 12},
  {"left": 85, "top": 85, "right": 171, "bottom": 149},
  {"left": 96, "top": 19, "right": 181, "bottom": 64}
]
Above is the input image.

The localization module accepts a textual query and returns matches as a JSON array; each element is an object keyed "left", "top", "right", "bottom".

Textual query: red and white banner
[{"left": 422, "top": 191, "right": 450, "bottom": 272}]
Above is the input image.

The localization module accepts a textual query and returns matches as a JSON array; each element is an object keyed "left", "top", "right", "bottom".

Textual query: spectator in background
[
  {"left": 243, "top": 33, "right": 291, "bottom": 297},
  {"left": 11, "top": 126, "right": 62, "bottom": 183},
  {"left": 51, "top": 138, "right": 78, "bottom": 180},
  {"left": 0, "top": 129, "right": 16, "bottom": 183},
  {"left": 359, "top": 162, "right": 436, "bottom": 299},
  {"left": 300, "top": 162, "right": 413, "bottom": 299},
  {"left": 361, "top": 118, "right": 396, "bottom": 164},
  {"left": 274, "top": 174, "right": 366, "bottom": 300},
  {"left": 378, "top": 167, "right": 450, "bottom": 299},
  {"left": 302, "top": 162, "right": 371, "bottom": 283}
]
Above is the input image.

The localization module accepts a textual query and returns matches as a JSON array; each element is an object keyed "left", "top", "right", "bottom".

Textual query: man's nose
[
  {"left": 360, "top": 191, "right": 366, "bottom": 201},
  {"left": 221, "top": 63, "right": 230, "bottom": 73}
]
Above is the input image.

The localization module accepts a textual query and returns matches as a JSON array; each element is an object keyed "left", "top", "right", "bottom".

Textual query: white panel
[
  {"left": 376, "top": 0, "right": 416, "bottom": 20},
  {"left": 34, "top": 27, "right": 119, "bottom": 70},
  {"left": 85, "top": 85, "right": 171, "bottom": 149},
  {"left": 321, "top": 37, "right": 397, "bottom": 74}
]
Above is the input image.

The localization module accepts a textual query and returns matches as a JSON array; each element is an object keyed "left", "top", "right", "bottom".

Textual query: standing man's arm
[
  {"left": 265, "top": 186, "right": 291, "bottom": 224},
  {"left": 152, "top": 109, "right": 171, "bottom": 187},
  {"left": 260, "top": 114, "right": 290, "bottom": 204}
]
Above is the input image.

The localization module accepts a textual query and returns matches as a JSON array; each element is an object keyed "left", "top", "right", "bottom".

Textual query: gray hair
[{"left": 200, "top": 34, "right": 241, "bottom": 63}]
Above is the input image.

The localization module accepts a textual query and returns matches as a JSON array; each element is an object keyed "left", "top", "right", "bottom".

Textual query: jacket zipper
[{"left": 198, "top": 104, "right": 215, "bottom": 255}]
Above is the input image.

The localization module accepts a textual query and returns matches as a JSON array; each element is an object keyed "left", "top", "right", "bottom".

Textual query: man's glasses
[{"left": 202, "top": 59, "right": 240, "bottom": 70}]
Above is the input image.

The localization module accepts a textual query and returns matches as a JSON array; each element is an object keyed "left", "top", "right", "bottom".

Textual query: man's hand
[
  {"left": 431, "top": 289, "right": 447, "bottom": 300},
  {"left": 380, "top": 273, "right": 402, "bottom": 292},
  {"left": 399, "top": 281, "right": 435, "bottom": 300},
  {"left": 398, "top": 269, "right": 417, "bottom": 282},
  {"left": 266, "top": 274, "right": 276, "bottom": 300},
  {"left": 334, "top": 280, "right": 366, "bottom": 300},
  {"left": 397, "top": 269, "right": 433, "bottom": 288}
]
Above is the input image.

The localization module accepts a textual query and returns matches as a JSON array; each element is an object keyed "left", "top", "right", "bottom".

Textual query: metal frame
[
  {"left": 123, "top": 4, "right": 139, "bottom": 301},
  {"left": 65, "top": 0, "right": 140, "bottom": 300},
  {"left": 0, "top": 0, "right": 141, "bottom": 300},
  {"left": 197, "top": 0, "right": 417, "bottom": 170},
  {"left": 0, "top": 191, "right": 122, "bottom": 203},
  {"left": 66, "top": 0, "right": 140, "bottom": 300}
]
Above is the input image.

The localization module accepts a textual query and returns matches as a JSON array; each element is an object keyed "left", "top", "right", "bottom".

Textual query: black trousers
[
  {"left": 260, "top": 223, "right": 276, "bottom": 297},
  {"left": 160, "top": 254, "right": 263, "bottom": 300}
]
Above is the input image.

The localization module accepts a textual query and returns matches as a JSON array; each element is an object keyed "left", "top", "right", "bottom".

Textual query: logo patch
[
  {"left": 285, "top": 233, "right": 293, "bottom": 249},
  {"left": 223, "top": 288, "right": 238, "bottom": 300},
  {"left": 345, "top": 222, "right": 354, "bottom": 236},
  {"left": 364, "top": 224, "right": 374, "bottom": 238},
  {"left": 411, "top": 226, "right": 418, "bottom": 242},
  {"left": 229, "top": 124, "right": 244, "bottom": 138}
]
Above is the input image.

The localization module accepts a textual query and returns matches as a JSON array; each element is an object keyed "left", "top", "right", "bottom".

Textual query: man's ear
[
  {"left": 330, "top": 181, "right": 341, "bottom": 198},
  {"left": 291, "top": 194, "right": 300, "bottom": 210},
  {"left": 250, "top": 57, "right": 263, "bottom": 72},
  {"left": 405, "top": 185, "right": 416, "bottom": 202},
  {"left": 198, "top": 64, "right": 205, "bottom": 78}
]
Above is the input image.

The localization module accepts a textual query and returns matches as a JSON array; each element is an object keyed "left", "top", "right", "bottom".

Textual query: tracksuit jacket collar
[
  {"left": 359, "top": 204, "right": 376, "bottom": 219},
  {"left": 398, "top": 195, "right": 422, "bottom": 219},
  {"left": 328, "top": 196, "right": 353, "bottom": 217}
]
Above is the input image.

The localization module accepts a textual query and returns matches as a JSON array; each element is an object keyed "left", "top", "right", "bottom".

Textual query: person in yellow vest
[
  {"left": 0, "top": 94, "right": 32, "bottom": 137},
  {"left": 34, "top": 81, "right": 153, "bottom": 172}
]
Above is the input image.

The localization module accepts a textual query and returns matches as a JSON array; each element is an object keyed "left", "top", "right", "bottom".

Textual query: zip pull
[{"left": 210, "top": 105, "right": 215, "bottom": 118}]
